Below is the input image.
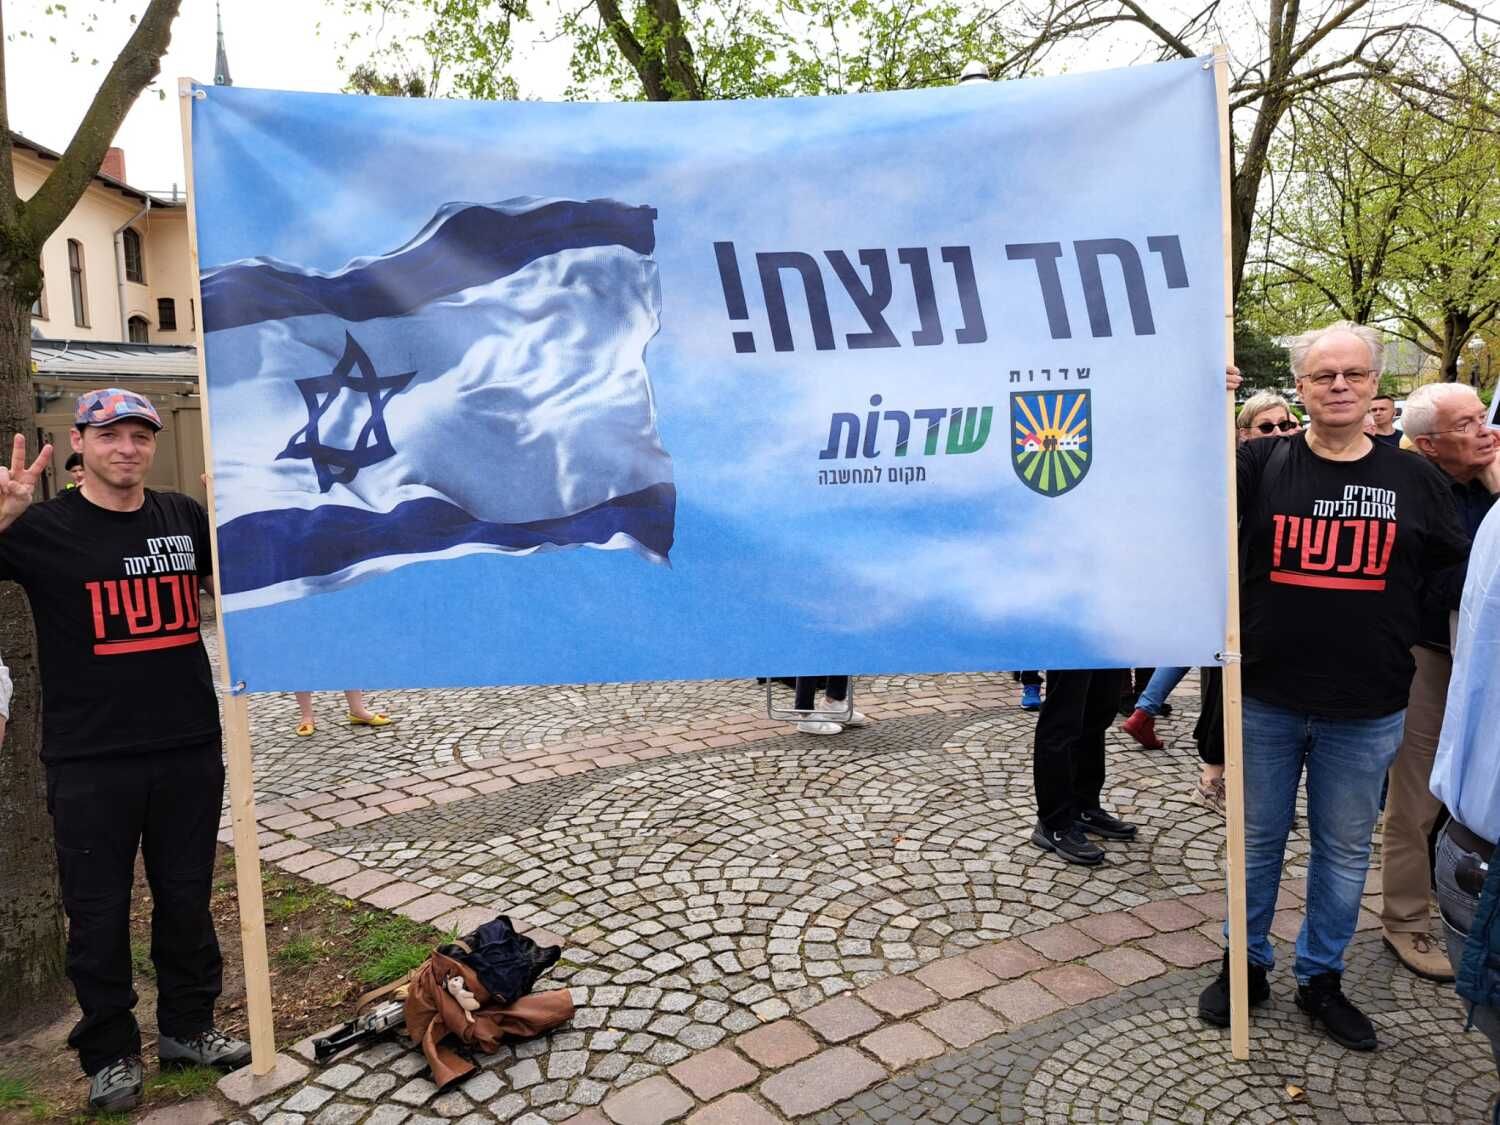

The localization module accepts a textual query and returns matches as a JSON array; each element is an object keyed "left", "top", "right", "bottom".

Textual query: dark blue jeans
[{"left": 1229, "top": 697, "right": 1404, "bottom": 981}]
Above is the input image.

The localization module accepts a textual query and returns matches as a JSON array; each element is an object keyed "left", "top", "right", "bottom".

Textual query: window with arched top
[
  {"left": 123, "top": 227, "right": 145, "bottom": 284},
  {"left": 127, "top": 315, "right": 149, "bottom": 344}
]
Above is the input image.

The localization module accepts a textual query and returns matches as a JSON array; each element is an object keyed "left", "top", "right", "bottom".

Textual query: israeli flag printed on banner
[{"left": 201, "top": 197, "right": 675, "bottom": 612}]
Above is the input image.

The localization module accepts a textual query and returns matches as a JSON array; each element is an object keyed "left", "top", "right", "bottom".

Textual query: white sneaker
[
  {"left": 797, "top": 720, "right": 844, "bottom": 736},
  {"left": 823, "top": 698, "right": 868, "bottom": 726}
]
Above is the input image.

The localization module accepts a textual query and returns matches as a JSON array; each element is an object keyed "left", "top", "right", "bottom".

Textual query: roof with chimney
[{"left": 9, "top": 133, "right": 183, "bottom": 208}]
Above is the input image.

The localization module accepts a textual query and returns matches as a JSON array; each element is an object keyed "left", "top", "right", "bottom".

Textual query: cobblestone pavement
[{"left": 195, "top": 644, "right": 1491, "bottom": 1125}]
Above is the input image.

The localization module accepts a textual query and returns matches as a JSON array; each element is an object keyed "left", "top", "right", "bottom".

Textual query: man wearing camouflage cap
[{"left": 0, "top": 389, "right": 248, "bottom": 1111}]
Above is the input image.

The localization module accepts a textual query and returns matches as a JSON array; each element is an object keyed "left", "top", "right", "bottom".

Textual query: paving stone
[
  {"left": 667, "top": 1045, "right": 760, "bottom": 1100},
  {"left": 507, "top": 1059, "right": 543, "bottom": 1089},
  {"left": 859, "top": 1022, "right": 947, "bottom": 1068},
  {"left": 392, "top": 1077, "right": 438, "bottom": 1106},
  {"left": 140, "top": 1102, "right": 224, "bottom": 1125},
  {"left": 362, "top": 1106, "right": 412, "bottom": 1125},
  {"left": 1032, "top": 964, "right": 1117, "bottom": 1004},
  {"left": 913, "top": 956, "right": 1000, "bottom": 999},
  {"left": 400, "top": 892, "right": 469, "bottom": 922},
  {"left": 685, "top": 1093, "right": 784, "bottom": 1124},
  {"left": 600, "top": 1075, "right": 694, "bottom": 1124},
  {"left": 735, "top": 1019, "right": 819, "bottom": 1068},
  {"left": 1131, "top": 898, "right": 1206, "bottom": 932},
  {"left": 974, "top": 978, "right": 1064, "bottom": 1025},
  {"left": 856, "top": 974, "right": 941, "bottom": 1018},
  {"left": 1086, "top": 946, "right": 1169, "bottom": 986},
  {"left": 758, "top": 1045, "right": 885, "bottom": 1115},
  {"left": 1138, "top": 929, "right": 1222, "bottom": 968},
  {"left": 964, "top": 941, "right": 1048, "bottom": 980},
  {"left": 219, "top": 1054, "right": 311, "bottom": 1106},
  {"left": 347, "top": 1072, "right": 399, "bottom": 1099},
  {"left": 798, "top": 995, "right": 883, "bottom": 1042},
  {"left": 914, "top": 999, "right": 1006, "bottom": 1049},
  {"left": 456, "top": 1071, "right": 503, "bottom": 1102},
  {"left": 1071, "top": 910, "right": 1155, "bottom": 945},
  {"left": 1017, "top": 923, "right": 1102, "bottom": 962},
  {"left": 312, "top": 1105, "right": 366, "bottom": 1125},
  {"left": 283, "top": 1087, "right": 335, "bottom": 1113}
]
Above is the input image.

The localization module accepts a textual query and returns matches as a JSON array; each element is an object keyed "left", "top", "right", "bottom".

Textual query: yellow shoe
[
  {"left": 348, "top": 712, "right": 394, "bottom": 728},
  {"left": 295, "top": 721, "right": 316, "bottom": 737}
]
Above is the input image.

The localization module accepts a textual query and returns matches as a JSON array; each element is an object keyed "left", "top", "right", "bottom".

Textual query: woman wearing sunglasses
[{"left": 1236, "top": 392, "right": 1300, "bottom": 443}]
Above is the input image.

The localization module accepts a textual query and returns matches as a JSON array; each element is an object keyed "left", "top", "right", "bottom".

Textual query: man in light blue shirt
[{"left": 1431, "top": 499, "right": 1500, "bottom": 1113}]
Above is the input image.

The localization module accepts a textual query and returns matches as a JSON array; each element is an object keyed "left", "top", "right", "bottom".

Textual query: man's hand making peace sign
[{"left": 0, "top": 434, "right": 54, "bottom": 534}]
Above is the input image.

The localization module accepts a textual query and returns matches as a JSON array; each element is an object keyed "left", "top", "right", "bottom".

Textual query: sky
[
  {"left": 179, "top": 61, "right": 1231, "bottom": 690},
  {"left": 4, "top": 0, "right": 576, "bottom": 194}
]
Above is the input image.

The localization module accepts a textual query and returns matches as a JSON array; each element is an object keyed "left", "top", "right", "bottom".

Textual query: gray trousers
[{"left": 1436, "top": 822, "right": 1500, "bottom": 1123}]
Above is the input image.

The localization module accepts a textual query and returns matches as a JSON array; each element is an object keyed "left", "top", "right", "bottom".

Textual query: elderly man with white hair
[
  {"left": 1197, "top": 321, "right": 1471, "bottom": 1052},
  {"left": 1378, "top": 381, "right": 1500, "bottom": 981}
]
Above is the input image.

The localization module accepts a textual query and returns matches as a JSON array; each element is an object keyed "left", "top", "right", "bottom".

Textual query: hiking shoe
[
  {"left": 1195, "top": 776, "right": 1227, "bottom": 815},
  {"left": 1020, "top": 683, "right": 1043, "bottom": 711},
  {"left": 1031, "top": 822, "right": 1105, "bottom": 865},
  {"left": 1077, "top": 807, "right": 1138, "bottom": 840},
  {"left": 797, "top": 720, "right": 843, "bottom": 736},
  {"left": 159, "top": 1028, "right": 252, "bottom": 1071},
  {"left": 89, "top": 1055, "right": 143, "bottom": 1112},
  {"left": 1383, "top": 929, "right": 1455, "bottom": 983},
  {"left": 1197, "top": 953, "right": 1270, "bottom": 1028},
  {"left": 1122, "top": 707, "right": 1165, "bottom": 750},
  {"left": 1296, "top": 971, "right": 1377, "bottom": 1051}
]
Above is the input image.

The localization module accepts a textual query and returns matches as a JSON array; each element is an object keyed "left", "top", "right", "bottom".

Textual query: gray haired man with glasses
[
  {"left": 1198, "top": 321, "right": 1471, "bottom": 1052},
  {"left": 1378, "top": 382, "right": 1500, "bottom": 981}
]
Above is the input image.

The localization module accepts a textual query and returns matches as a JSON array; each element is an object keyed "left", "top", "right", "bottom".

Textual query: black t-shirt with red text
[
  {"left": 1238, "top": 434, "right": 1470, "bottom": 719},
  {"left": 0, "top": 487, "right": 219, "bottom": 761}
]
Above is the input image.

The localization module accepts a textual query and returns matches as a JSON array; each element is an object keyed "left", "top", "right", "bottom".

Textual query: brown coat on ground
[{"left": 403, "top": 949, "right": 574, "bottom": 1088}]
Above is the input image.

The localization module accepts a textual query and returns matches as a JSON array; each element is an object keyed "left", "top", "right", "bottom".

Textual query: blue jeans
[
  {"left": 1231, "top": 697, "right": 1404, "bottom": 982},
  {"left": 1136, "top": 666, "right": 1187, "bottom": 715},
  {"left": 1436, "top": 824, "right": 1500, "bottom": 1101}
]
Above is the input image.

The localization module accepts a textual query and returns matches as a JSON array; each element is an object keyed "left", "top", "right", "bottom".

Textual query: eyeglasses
[
  {"left": 1253, "top": 420, "right": 1300, "bottom": 434},
  {"left": 1426, "top": 416, "right": 1492, "bottom": 438},
  {"left": 1300, "top": 368, "right": 1375, "bottom": 387}
]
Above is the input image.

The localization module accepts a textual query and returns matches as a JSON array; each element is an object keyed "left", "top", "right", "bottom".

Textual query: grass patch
[
  {"left": 0, "top": 1076, "right": 48, "bottom": 1114},
  {"left": 351, "top": 912, "right": 435, "bottom": 985},
  {"left": 145, "top": 1066, "right": 221, "bottom": 1100},
  {"left": 130, "top": 937, "right": 155, "bottom": 980},
  {"left": 274, "top": 936, "right": 323, "bottom": 967},
  {"left": 265, "top": 889, "right": 319, "bottom": 923}
]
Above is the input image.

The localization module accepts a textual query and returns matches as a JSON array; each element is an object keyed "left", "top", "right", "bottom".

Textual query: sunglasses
[{"left": 1253, "top": 420, "right": 1300, "bottom": 434}]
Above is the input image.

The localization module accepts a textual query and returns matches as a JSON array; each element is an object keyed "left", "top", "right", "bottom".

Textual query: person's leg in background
[
  {"left": 1073, "top": 670, "right": 1137, "bottom": 844},
  {"left": 1192, "top": 667, "right": 1226, "bottom": 814},
  {"left": 1381, "top": 644, "right": 1456, "bottom": 981},
  {"left": 1434, "top": 825, "right": 1500, "bottom": 1122},
  {"left": 1294, "top": 708, "right": 1405, "bottom": 1050},
  {"left": 1031, "top": 670, "right": 1104, "bottom": 865},
  {"left": 1020, "top": 670, "right": 1043, "bottom": 712},
  {"left": 1123, "top": 665, "right": 1187, "bottom": 750}
]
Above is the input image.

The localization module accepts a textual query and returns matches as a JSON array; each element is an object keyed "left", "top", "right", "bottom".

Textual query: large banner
[{"left": 188, "top": 57, "right": 1228, "bottom": 691}]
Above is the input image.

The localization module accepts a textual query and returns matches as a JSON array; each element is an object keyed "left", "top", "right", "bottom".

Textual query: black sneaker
[
  {"left": 1031, "top": 822, "right": 1105, "bottom": 865},
  {"left": 1197, "top": 952, "right": 1270, "bottom": 1027},
  {"left": 1077, "top": 807, "right": 1138, "bottom": 840},
  {"left": 1158, "top": 702, "right": 1174, "bottom": 718},
  {"left": 1296, "top": 971, "right": 1377, "bottom": 1051},
  {"left": 88, "top": 1055, "right": 143, "bottom": 1113}
]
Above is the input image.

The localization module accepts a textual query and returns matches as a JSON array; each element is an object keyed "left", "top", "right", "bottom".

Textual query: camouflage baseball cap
[{"left": 74, "top": 387, "right": 163, "bottom": 430}]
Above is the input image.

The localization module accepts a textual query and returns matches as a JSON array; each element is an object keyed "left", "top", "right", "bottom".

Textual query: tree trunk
[{"left": 0, "top": 286, "right": 67, "bottom": 1020}]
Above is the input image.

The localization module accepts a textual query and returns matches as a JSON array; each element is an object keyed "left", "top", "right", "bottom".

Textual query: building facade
[{"left": 18, "top": 135, "right": 206, "bottom": 503}]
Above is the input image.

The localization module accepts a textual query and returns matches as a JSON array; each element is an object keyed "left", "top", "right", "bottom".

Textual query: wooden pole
[
  {"left": 1212, "top": 46, "right": 1251, "bottom": 1062},
  {"left": 176, "top": 76, "right": 277, "bottom": 1076}
]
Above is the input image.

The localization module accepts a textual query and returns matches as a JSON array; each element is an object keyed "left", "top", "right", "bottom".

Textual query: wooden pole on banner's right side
[
  {"left": 176, "top": 76, "right": 277, "bottom": 1076},
  {"left": 1212, "top": 45, "right": 1251, "bottom": 1063}
]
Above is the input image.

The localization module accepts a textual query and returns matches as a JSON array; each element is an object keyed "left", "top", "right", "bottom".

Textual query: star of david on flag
[{"left": 200, "top": 197, "right": 675, "bottom": 611}]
